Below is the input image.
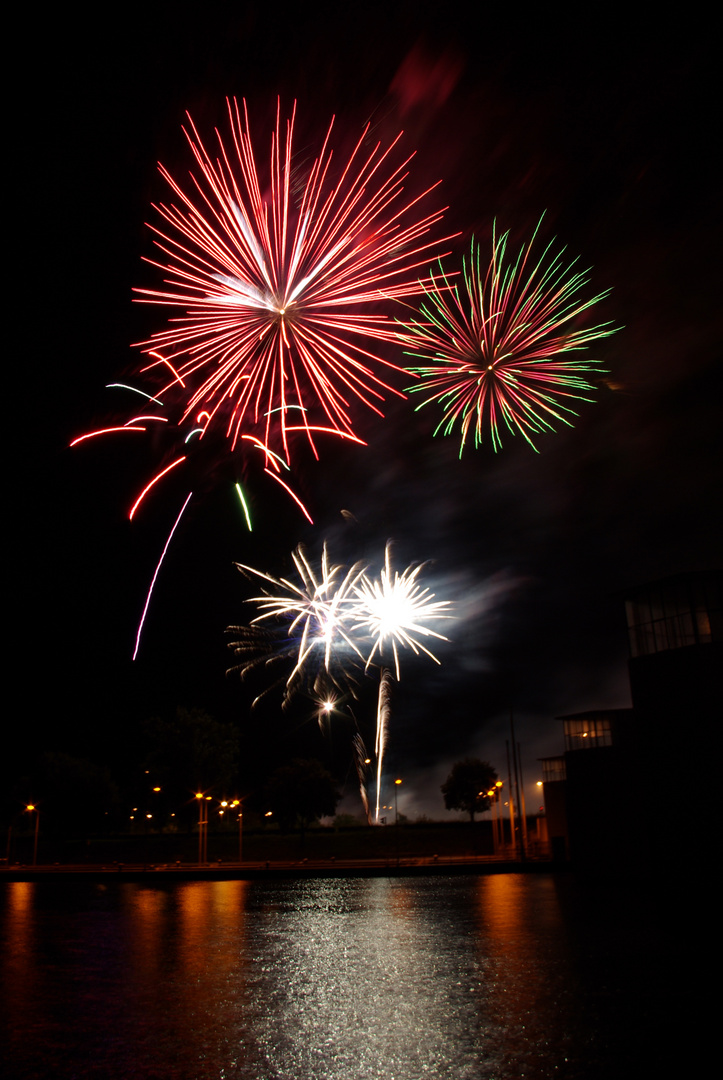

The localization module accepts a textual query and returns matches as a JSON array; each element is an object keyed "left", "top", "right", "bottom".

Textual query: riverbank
[
  {"left": 1, "top": 853, "right": 563, "bottom": 882},
  {"left": 4, "top": 817, "right": 551, "bottom": 867}
]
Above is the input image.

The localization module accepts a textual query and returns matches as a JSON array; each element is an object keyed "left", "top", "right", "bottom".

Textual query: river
[{"left": 1, "top": 872, "right": 680, "bottom": 1079}]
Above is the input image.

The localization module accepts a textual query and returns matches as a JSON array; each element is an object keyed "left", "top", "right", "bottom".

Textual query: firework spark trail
[
  {"left": 353, "top": 732, "right": 372, "bottom": 824},
  {"left": 133, "top": 97, "right": 454, "bottom": 462},
  {"left": 402, "top": 215, "right": 619, "bottom": 453},
  {"left": 133, "top": 491, "right": 193, "bottom": 660},
  {"left": 234, "top": 482, "right": 253, "bottom": 530},
  {"left": 69, "top": 426, "right": 148, "bottom": 447},
  {"left": 129, "top": 457, "right": 187, "bottom": 520},
  {"left": 374, "top": 668, "right": 393, "bottom": 824},
  {"left": 225, "top": 624, "right": 295, "bottom": 708}
]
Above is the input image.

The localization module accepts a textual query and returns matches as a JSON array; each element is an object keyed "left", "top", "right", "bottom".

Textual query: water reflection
[
  {"left": 238, "top": 877, "right": 489, "bottom": 1078},
  {"left": 1, "top": 874, "right": 660, "bottom": 1079}
]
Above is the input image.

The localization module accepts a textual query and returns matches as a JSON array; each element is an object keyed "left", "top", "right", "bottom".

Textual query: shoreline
[{"left": 1, "top": 855, "right": 564, "bottom": 883}]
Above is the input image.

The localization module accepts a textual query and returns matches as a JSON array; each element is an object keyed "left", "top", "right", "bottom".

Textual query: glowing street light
[{"left": 394, "top": 779, "right": 403, "bottom": 823}]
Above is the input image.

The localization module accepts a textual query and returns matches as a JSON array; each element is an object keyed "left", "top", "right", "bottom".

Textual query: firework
[
  {"left": 71, "top": 386, "right": 314, "bottom": 659},
  {"left": 352, "top": 542, "right": 452, "bottom": 820},
  {"left": 72, "top": 101, "right": 452, "bottom": 656},
  {"left": 227, "top": 543, "right": 367, "bottom": 704},
  {"left": 352, "top": 542, "right": 452, "bottom": 678},
  {"left": 403, "top": 216, "right": 619, "bottom": 453},
  {"left": 228, "top": 541, "right": 452, "bottom": 821},
  {"left": 134, "top": 98, "right": 452, "bottom": 462}
]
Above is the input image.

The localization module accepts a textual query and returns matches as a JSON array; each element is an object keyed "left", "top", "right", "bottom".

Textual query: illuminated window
[{"left": 563, "top": 715, "right": 613, "bottom": 751}]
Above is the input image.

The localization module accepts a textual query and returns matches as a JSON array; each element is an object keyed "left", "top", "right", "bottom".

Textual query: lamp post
[
  {"left": 487, "top": 781, "right": 504, "bottom": 853},
  {"left": 204, "top": 797, "right": 211, "bottom": 861},
  {"left": 195, "top": 794, "right": 203, "bottom": 864},
  {"left": 394, "top": 779, "right": 402, "bottom": 866},
  {"left": 228, "top": 799, "right": 242, "bottom": 863},
  {"left": 195, "top": 793, "right": 210, "bottom": 864},
  {"left": 495, "top": 781, "right": 503, "bottom": 851},
  {"left": 26, "top": 805, "right": 40, "bottom": 866},
  {"left": 486, "top": 789, "right": 496, "bottom": 852}
]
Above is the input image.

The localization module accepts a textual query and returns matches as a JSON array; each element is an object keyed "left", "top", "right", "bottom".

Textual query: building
[{"left": 541, "top": 571, "right": 721, "bottom": 866}]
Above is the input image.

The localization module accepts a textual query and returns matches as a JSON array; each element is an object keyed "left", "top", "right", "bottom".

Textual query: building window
[
  {"left": 625, "top": 575, "right": 720, "bottom": 657},
  {"left": 563, "top": 715, "right": 613, "bottom": 751},
  {"left": 541, "top": 757, "right": 566, "bottom": 782}
]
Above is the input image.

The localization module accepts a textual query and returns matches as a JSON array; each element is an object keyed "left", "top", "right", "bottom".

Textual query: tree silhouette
[
  {"left": 263, "top": 758, "right": 341, "bottom": 836},
  {"left": 441, "top": 759, "right": 498, "bottom": 822},
  {"left": 15, "top": 751, "right": 119, "bottom": 835},
  {"left": 141, "top": 707, "right": 240, "bottom": 827}
]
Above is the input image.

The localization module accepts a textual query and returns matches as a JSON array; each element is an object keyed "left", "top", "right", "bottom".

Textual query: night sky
[{"left": 17, "top": 8, "right": 720, "bottom": 819}]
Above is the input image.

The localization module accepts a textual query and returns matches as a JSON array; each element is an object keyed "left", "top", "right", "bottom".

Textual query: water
[{"left": 1, "top": 873, "right": 679, "bottom": 1079}]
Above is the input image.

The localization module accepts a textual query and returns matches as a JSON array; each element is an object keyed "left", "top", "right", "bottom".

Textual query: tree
[
  {"left": 15, "top": 751, "right": 120, "bottom": 835},
  {"left": 263, "top": 758, "right": 341, "bottom": 835},
  {"left": 441, "top": 758, "right": 498, "bottom": 822},
  {"left": 141, "top": 707, "right": 241, "bottom": 828}
]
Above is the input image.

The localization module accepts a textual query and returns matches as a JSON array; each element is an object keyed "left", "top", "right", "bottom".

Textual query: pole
[
  {"left": 197, "top": 796, "right": 203, "bottom": 865},
  {"left": 517, "top": 741, "right": 528, "bottom": 858},
  {"left": 505, "top": 740, "right": 516, "bottom": 856},
  {"left": 491, "top": 788, "right": 499, "bottom": 853},
  {"left": 196, "top": 795, "right": 208, "bottom": 865},
  {"left": 510, "top": 712, "right": 525, "bottom": 861}
]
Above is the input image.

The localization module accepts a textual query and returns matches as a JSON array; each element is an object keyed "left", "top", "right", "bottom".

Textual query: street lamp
[
  {"left": 487, "top": 781, "right": 504, "bottom": 853},
  {"left": 230, "top": 800, "right": 243, "bottom": 864},
  {"left": 221, "top": 799, "right": 244, "bottom": 863},
  {"left": 195, "top": 793, "right": 211, "bottom": 864},
  {"left": 26, "top": 804, "right": 40, "bottom": 866}
]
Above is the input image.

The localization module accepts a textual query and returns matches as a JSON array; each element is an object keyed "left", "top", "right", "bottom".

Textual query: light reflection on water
[{"left": 2, "top": 874, "right": 662, "bottom": 1079}]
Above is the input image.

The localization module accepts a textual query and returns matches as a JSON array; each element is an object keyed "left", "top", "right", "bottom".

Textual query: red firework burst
[
  {"left": 134, "top": 98, "right": 452, "bottom": 463},
  {"left": 402, "top": 217, "right": 620, "bottom": 453}
]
